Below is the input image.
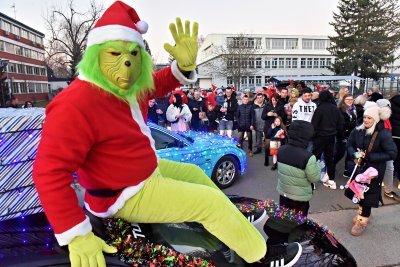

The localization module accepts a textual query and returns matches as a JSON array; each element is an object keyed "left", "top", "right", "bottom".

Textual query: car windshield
[{"left": 177, "top": 132, "right": 194, "bottom": 143}]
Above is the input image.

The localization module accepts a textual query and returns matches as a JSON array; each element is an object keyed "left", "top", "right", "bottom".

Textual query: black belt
[{"left": 87, "top": 188, "right": 124, "bottom": 197}]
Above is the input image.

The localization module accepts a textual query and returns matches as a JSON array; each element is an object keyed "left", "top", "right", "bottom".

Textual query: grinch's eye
[
  {"left": 131, "top": 51, "right": 138, "bottom": 56},
  {"left": 110, "top": 52, "right": 121, "bottom": 56}
]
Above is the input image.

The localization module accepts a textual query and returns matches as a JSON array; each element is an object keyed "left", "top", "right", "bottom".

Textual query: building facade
[
  {"left": 0, "top": 12, "right": 48, "bottom": 104},
  {"left": 197, "top": 34, "right": 335, "bottom": 89}
]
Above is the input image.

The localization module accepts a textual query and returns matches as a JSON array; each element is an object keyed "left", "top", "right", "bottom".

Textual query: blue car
[{"left": 148, "top": 123, "right": 247, "bottom": 188}]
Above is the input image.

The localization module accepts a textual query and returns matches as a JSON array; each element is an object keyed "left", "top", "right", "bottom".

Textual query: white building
[{"left": 197, "top": 34, "right": 335, "bottom": 89}]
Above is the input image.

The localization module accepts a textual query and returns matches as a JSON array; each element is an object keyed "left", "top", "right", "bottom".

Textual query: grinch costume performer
[{"left": 34, "top": 1, "right": 302, "bottom": 266}]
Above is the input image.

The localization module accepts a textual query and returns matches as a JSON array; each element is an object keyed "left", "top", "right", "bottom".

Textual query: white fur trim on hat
[
  {"left": 376, "top": 99, "right": 391, "bottom": 108},
  {"left": 86, "top": 25, "right": 144, "bottom": 48},
  {"left": 136, "top": 20, "right": 148, "bottom": 34}
]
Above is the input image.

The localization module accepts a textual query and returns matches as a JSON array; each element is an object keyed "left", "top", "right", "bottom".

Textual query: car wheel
[{"left": 211, "top": 155, "right": 239, "bottom": 188}]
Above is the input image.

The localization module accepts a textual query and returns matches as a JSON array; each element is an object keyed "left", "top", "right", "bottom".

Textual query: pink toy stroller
[{"left": 348, "top": 167, "right": 378, "bottom": 203}]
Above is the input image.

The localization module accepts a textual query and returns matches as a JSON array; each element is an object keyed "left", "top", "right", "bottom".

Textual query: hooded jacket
[
  {"left": 277, "top": 121, "right": 320, "bottom": 202},
  {"left": 390, "top": 95, "right": 400, "bottom": 138},
  {"left": 291, "top": 98, "right": 316, "bottom": 122},
  {"left": 311, "top": 91, "right": 344, "bottom": 138}
]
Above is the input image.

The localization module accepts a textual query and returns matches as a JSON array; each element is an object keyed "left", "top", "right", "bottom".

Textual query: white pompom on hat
[{"left": 86, "top": 1, "right": 148, "bottom": 48}]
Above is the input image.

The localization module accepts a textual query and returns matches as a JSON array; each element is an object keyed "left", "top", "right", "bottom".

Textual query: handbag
[{"left": 269, "top": 140, "right": 281, "bottom": 150}]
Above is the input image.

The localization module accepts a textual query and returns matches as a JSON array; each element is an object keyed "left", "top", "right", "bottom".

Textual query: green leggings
[{"left": 115, "top": 159, "right": 266, "bottom": 263}]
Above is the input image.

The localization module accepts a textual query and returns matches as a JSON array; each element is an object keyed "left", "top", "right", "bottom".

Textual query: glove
[
  {"left": 69, "top": 232, "right": 117, "bottom": 267},
  {"left": 316, "top": 159, "right": 325, "bottom": 170},
  {"left": 164, "top": 18, "right": 199, "bottom": 71}
]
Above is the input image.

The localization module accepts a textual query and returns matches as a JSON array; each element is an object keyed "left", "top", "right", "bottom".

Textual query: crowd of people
[{"left": 147, "top": 83, "right": 400, "bottom": 236}]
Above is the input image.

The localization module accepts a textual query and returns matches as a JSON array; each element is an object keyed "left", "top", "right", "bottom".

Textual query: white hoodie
[{"left": 292, "top": 98, "right": 317, "bottom": 123}]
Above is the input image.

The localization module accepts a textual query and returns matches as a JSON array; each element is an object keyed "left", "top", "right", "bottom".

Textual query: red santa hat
[{"left": 86, "top": 1, "right": 148, "bottom": 48}]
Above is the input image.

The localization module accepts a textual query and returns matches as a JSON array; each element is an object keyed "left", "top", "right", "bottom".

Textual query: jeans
[
  {"left": 313, "top": 135, "right": 336, "bottom": 181},
  {"left": 255, "top": 130, "right": 263, "bottom": 151},
  {"left": 383, "top": 160, "right": 396, "bottom": 193},
  {"left": 238, "top": 130, "right": 253, "bottom": 151}
]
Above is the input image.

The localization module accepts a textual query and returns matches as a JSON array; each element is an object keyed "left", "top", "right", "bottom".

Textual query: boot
[
  {"left": 248, "top": 150, "right": 254, "bottom": 157},
  {"left": 271, "top": 163, "right": 277, "bottom": 170},
  {"left": 253, "top": 148, "right": 262, "bottom": 154},
  {"left": 351, "top": 215, "right": 369, "bottom": 236},
  {"left": 264, "top": 153, "right": 269, "bottom": 166}
]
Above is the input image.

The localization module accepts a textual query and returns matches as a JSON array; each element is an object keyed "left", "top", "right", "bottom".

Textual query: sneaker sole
[
  {"left": 323, "top": 183, "right": 337, "bottom": 190},
  {"left": 248, "top": 210, "right": 267, "bottom": 225},
  {"left": 284, "top": 242, "right": 303, "bottom": 267}
]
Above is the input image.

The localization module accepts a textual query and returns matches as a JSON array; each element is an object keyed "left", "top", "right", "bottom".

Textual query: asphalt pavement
[{"left": 223, "top": 145, "right": 400, "bottom": 267}]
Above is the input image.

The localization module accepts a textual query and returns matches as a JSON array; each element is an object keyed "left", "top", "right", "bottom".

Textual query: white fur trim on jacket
[
  {"left": 55, "top": 216, "right": 92, "bottom": 246},
  {"left": 86, "top": 25, "right": 145, "bottom": 48},
  {"left": 171, "top": 61, "right": 197, "bottom": 84}
]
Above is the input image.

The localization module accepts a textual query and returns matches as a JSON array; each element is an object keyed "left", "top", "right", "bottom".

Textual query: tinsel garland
[{"left": 104, "top": 218, "right": 215, "bottom": 267}]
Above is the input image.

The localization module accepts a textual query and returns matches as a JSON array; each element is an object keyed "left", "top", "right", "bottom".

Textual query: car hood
[{"left": 179, "top": 131, "right": 239, "bottom": 147}]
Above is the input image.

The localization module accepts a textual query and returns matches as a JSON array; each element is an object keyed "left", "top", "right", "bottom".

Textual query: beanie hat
[
  {"left": 376, "top": 99, "right": 391, "bottom": 108},
  {"left": 86, "top": 1, "right": 148, "bottom": 48},
  {"left": 291, "top": 88, "right": 299, "bottom": 97},
  {"left": 369, "top": 92, "right": 383, "bottom": 102},
  {"left": 364, "top": 106, "right": 381, "bottom": 123}
]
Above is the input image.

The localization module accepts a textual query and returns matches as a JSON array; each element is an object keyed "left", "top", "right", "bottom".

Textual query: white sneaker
[
  {"left": 320, "top": 173, "right": 329, "bottom": 183},
  {"left": 323, "top": 180, "right": 337, "bottom": 190}
]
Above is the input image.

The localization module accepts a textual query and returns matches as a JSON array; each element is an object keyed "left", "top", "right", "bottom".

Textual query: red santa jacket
[{"left": 33, "top": 62, "right": 196, "bottom": 246}]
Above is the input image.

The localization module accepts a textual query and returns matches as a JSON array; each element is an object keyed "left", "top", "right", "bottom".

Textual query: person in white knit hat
[
  {"left": 376, "top": 99, "right": 400, "bottom": 201},
  {"left": 345, "top": 105, "right": 397, "bottom": 236}
]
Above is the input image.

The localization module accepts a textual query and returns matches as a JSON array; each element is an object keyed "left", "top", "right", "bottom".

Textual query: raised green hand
[{"left": 164, "top": 18, "right": 199, "bottom": 71}]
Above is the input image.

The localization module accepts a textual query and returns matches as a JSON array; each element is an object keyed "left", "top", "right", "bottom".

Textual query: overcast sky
[{"left": 0, "top": 0, "right": 339, "bottom": 63}]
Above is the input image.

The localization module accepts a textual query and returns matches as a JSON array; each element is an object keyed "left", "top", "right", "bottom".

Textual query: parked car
[{"left": 149, "top": 122, "right": 247, "bottom": 188}]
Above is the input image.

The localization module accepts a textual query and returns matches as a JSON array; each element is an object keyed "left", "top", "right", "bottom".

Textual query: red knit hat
[{"left": 86, "top": 1, "right": 148, "bottom": 48}]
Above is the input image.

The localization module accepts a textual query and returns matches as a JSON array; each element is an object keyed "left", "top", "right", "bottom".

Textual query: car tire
[{"left": 211, "top": 155, "right": 239, "bottom": 189}]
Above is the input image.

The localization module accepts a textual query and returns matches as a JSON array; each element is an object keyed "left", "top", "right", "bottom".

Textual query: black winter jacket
[
  {"left": 219, "top": 96, "right": 238, "bottom": 121},
  {"left": 311, "top": 91, "right": 343, "bottom": 138},
  {"left": 345, "top": 122, "right": 397, "bottom": 207},
  {"left": 339, "top": 108, "right": 357, "bottom": 140},
  {"left": 390, "top": 95, "right": 400, "bottom": 138},
  {"left": 261, "top": 102, "right": 286, "bottom": 133},
  {"left": 188, "top": 98, "right": 206, "bottom": 129},
  {"left": 236, "top": 103, "right": 254, "bottom": 131}
]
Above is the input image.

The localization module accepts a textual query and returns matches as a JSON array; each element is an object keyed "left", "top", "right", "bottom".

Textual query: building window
[
  {"left": 248, "top": 58, "right": 254, "bottom": 68},
  {"left": 255, "top": 38, "right": 262, "bottom": 49},
  {"left": 271, "top": 38, "right": 284, "bottom": 49},
  {"left": 265, "top": 38, "right": 271, "bottom": 49},
  {"left": 241, "top": 59, "right": 248, "bottom": 68},
  {"left": 285, "top": 39, "right": 298, "bottom": 49},
  {"left": 34, "top": 67, "right": 40, "bottom": 75},
  {"left": 313, "top": 58, "right": 319, "bottom": 68},
  {"left": 256, "top": 76, "right": 262, "bottom": 86},
  {"left": 314, "top": 40, "right": 326, "bottom": 50},
  {"left": 247, "top": 38, "right": 255, "bottom": 48},
  {"left": 17, "top": 64, "right": 25, "bottom": 74},
  {"left": 302, "top": 39, "right": 313, "bottom": 49},
  {"left": 35, "top": 83, "right": 42, "bottom": 93},
  {"left": 11, "top": 25, "right": 20, "bottom": 36},
  {"left": 2, "top": 21, "right": 11, "bottom": 32},
  {"left": 307, "top": 58, "right": 313, "bottom": 68},
  {"left": 28, "top": 82, "right": 35, "bottom": 93},
  {"left": 227, "top": 77, "right": 233, "bottom": 86},
  {"left": 241, "top": 76, "right": 248, "bottom": 85},
  {"left": 24, "top": 48, "right": 31, "bottom": 58},
  {"left": 40, "top": 68, "right": 46, "bottom": 76},
  {"left": 265, "top": 58, "right": 271, "bottom": 69},
  {"left": 5, "top": 42, "right": 14, "bottom": 53},
  {"left": 292, "top": 58, "right": 298, "bottom": 68},
  {"left": 12, "top": 82, "right": 19, "bottom": 94},
  {"left": 255, "top": 58, "right": 262, "bottom": 68},
  {"left": 20, "top": 82, "right": 27, "bottom": 93},
  {"left": 15, "top": 45, "right": 23, "bottom": 56},
  {"left": 272, "top": 58, "right": 278, "bottom": 68},
  {"left": 301, "top": 58, "right": 306, "bottom": 68},
  {"left": 286, "top": 58, "right": 292, "bottom": 68},
  {"left": 249, "top": 76, "right": 255, "bottom": 86},
  {"left": 8, "top": 63, "right": 16, "bottom": 73},
  {"left": 0, "top": 41, "right": 4, "bottom": 51},
  {"left": 26, "top": 66, "right": 33, "bottom": 75},
  {"left": 326, "top": 58, "right": 332, "bottom": 67},
  {"left": 21, "top": 29, "right": 28, "bottom": 39},
  {"left": 265, "top": 76, "right": 271, "bottom": 85},
  {"left": 278, "top": 58, "right": 284, "bottom": 68},
  {"left": 320, "top": 58, "right": 326, "bottom": 68}
]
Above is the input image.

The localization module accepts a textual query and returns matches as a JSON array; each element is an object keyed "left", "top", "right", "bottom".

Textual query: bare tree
[
  {"left": 44, "top": 0, "right": 103, "bottom": 79},
  {"left": 202, "top": 34, "right": 260, "bottom": 91}
]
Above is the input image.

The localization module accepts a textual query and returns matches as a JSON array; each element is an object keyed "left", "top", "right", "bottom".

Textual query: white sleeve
[
  {"left": 166, "top": 105, "right": 178, "bottom": 122},
  {"left": 182, "top": 105, "right": 192, "bottom": 122},
  {"left": 291, "top": 102, "right": 300, "bottom": 121}
]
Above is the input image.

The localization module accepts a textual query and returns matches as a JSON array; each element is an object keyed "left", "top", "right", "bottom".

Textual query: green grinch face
[{"left": 99, "top": 41, "right": 142, "bottom": 90}]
